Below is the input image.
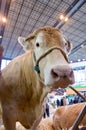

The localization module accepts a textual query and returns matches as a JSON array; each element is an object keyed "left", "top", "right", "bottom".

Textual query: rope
[
  {"left": 34, "top": 46, "right": 68, "bottom": 74},
  {"left": 69, "top": 85, "right": 86, "bottom": 101}
]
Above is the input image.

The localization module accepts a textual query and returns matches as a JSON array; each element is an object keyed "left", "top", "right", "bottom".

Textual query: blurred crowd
[{"left": 43, "top": 91, "right": 86, "bottom": 118}]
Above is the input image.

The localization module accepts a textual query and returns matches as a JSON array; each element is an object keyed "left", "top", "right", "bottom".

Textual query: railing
[{"left": 69, "top": 85, "right": 86, "bottom": 130}]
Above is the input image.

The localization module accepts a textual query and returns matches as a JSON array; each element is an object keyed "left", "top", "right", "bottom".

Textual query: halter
[{"left": 34, "top": 46, "right": 69, "bottom": 75}]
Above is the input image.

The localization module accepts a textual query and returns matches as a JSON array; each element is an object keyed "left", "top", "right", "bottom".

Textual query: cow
[
  {"left": 0, "top": 26, "right": 75, "bottom": 130},
  {"left": 0, "top": 118, "right": 55, "bottom": 130},
  {"left": 53, "top": 102, "right": 86, "bottom": 130},
  {"left": 0, "top": 122, "right": 25, "bottom": 130}
]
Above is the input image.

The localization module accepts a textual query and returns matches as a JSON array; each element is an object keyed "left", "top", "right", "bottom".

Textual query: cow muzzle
[{"left": 51, "top": 65, "right": 74, "bottom": 85}]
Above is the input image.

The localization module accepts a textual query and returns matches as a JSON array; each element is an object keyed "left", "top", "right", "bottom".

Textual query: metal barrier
[
  {"left": 69, "top": 86, "right": 86, "bottom": 101},
  {"left": 69, "top": 86, "right": 86, "bottom": 130}
]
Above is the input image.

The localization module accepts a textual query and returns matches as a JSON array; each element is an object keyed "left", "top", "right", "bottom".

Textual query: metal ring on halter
[{"left": 34, "top": 46, "right": 68, "bottom": 74}]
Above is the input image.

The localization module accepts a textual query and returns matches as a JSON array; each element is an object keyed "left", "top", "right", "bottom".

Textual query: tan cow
[
  {"left": 0, "top": 122, "right": 25, "bottom": 130},
  {"left": 0, "top": 26, "right": 75, "bottom": 130},
  {"left": 0, "top": 118, "right": 55, "bottom": 130},
  {"left": 53, "top": 102, "right": 86, "bottom": 130}
]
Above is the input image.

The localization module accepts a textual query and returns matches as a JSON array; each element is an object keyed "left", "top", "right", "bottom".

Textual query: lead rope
[
  {"left": 69, "top": 85, "right": 86, "bottom": 101},
  {"left": 30, "top": 98, "right": 46, "bottom": 130}
]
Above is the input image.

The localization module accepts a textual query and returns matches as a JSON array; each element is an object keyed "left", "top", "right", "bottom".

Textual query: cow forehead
[
  {"left": 35, "top": 31, "right": 66, "bottom": 46},
  {"left": 35, "top": 32, "right": 45, "bottom": 42}
]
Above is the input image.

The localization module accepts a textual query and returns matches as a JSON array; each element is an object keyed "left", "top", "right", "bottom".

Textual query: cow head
[{"left": 18, "top": 26, "right": 75, "bottom": 89}]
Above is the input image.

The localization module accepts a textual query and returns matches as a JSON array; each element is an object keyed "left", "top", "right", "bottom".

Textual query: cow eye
[
  {"left": 65, "top": 42, "right": 67, "bottom": 46},
  {"left": 36, "top": 42, "right": 40, "bottom": 47}
]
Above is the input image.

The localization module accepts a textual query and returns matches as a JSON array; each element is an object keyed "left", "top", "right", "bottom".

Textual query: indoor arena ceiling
[{"left": 0, "top": 0, "right": 86, "bottom": 62}]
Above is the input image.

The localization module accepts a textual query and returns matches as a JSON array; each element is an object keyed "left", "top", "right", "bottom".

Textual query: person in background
[
  {"left": 43, "top": 97, "right": 50, "bottom": 118},
  {"left": 63, "top": 97, "right": 67, "bottom": 106},
  {"left": 69, "top": 99, "right": 73, "bottom": 105},
  {"left": 60, "top": 98, "right": 64, "bottom": 106},
  {"left": 73, "top": 96, "right": 78, "bottom": 104},
  {"left": 56, "top": 98, "right": 60, "bottom": 107},
  {"left": 66, "top": 97, "right": 69, "bottom": 105}
]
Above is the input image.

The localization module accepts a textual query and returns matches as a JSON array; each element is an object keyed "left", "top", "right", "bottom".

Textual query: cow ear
[
  {"left": 18, "top": 34, "right": 35, "bottom": 51},
  {"left": 18, "top": 36, "right": 32, "bottom": 51},
  {"left": 18, "top": 37, "right": 25, "bottom": 45},
  {"left": 66, "top": 41, "right": 72, "bottom": 54}
]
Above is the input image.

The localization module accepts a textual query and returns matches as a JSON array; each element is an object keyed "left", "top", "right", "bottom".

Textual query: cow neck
[{"left": 30, "top": 97, "right": 46, "bottom": 130}]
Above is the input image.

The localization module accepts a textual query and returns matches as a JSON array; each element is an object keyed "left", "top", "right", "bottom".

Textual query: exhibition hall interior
[{"left": 0, "top": 0, "right": 86, "bottom": 129}]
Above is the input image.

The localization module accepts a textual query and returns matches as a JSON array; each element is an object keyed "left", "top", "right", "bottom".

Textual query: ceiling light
[
  {"left": 81, "top": 45, "right": 84, "bottom": 48},
  {"left": 12, "top": 0, "right": 15, "bottom": 1},
  {"left": 78, "top": 59, "right": 80, "bottom": 62},
  {"left": 2, "top": 16, "right": 7, "bottom": 23},
  {"left": 82, "top": 59, "right": 85, "bottom": 61},
  {"left": 64, "top": 17, "right": 68, "bottom": 22},
  {"left": 60, "top": 14, "right": 64, "bottom": 20},
  {"left": 0, "top": 36, "right": 2, "bottom": 39}
]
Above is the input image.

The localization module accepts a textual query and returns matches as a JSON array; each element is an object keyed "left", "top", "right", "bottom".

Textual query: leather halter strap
[{"left": 34, "top": 46, "right": 68, "bottom": 74}]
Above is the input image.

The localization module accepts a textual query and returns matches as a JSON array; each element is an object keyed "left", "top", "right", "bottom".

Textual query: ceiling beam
[
  {"left": 69, "top": 40, "right": 86, "bottom": 55},
  {"left": 2, "top": 57, "right": 12, "bottom": 60},
  {"left": 54, "top": 0, "right": 86, "bottom": 58},
  {"left": 54, "top": 0, "right": 86, "bottom": 29}
]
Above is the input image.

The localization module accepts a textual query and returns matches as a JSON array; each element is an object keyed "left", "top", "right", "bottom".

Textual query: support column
[{"left": 0, "top": 45, "right": 4, "bottom": 75}]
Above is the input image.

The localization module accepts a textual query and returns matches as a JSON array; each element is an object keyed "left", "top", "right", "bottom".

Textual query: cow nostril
[
  {"left": 70, "top": 70, "right": 73, "bottom": 77},
  {"left": 63, "top": 75, "right": 67, "bottom": 79},
  {"left": 51, "top": 69, "right": 59, "bottom": 78}
]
